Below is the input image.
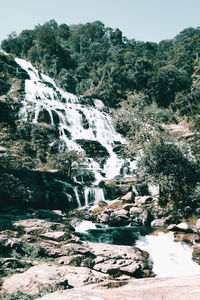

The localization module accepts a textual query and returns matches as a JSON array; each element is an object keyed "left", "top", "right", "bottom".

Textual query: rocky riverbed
[{"left": 1, "top": 192, "right": 200, "bottom": 299}]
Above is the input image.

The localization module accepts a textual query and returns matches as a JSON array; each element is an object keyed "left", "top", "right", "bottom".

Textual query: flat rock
[
  {"left": 39, "top": 231, "right": 66, "bottom": 241},
  {"left": 1, "top": 263, "right": 109, "bottom": 296},
  {"left": 35, "top": 274, "right": 200, "bottom": 300}
]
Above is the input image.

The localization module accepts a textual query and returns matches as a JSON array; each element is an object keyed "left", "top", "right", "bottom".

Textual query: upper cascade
[{"left": 15, "top": 58, "right": 134, "bottom": 182}]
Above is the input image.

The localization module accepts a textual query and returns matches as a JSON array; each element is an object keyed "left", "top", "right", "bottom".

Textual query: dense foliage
[
  {"left": 1, "top": 20, "right": 200, "bottom": 124},
  {"left": 138, "top": 138, "right": 199, "bottom": 209},
  {"left": 1, "top": 20, "right": 200, "bottom": 213}
]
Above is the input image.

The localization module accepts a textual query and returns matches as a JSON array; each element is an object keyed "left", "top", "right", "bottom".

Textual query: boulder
[
  {"left": 1, "top": 263, "right": 109, "bottom": 296},
  {"left": 151, "top": 218, "right": 169, "bottom": 227},
  {"left": 167, "top": 222, "right": 194, "bottom": 233},
  {"left": 121, "top": 191, "right": 135, "bottom": 202},
  {"left": 89, "top": 242, "right": 153, "bottom": 278},
  {"left": 97, "top": 212, "right": 110, "bottom": 223},
  {"left": 108, "top": 210, "right": 130, "bottom": 227},
  {"left": 134, "top": 196, "right": 153, "bottom": 206}
]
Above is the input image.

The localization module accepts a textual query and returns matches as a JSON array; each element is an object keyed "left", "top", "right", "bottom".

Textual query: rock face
[
  {"left": 0, "top": 207, "right": 154, "bottom": 299},
  {"left": 1, "top": 264, "right": 109, "bottom": 296},
  {"left": 34, "top": 274, "right": 200, "bottom": 300}
]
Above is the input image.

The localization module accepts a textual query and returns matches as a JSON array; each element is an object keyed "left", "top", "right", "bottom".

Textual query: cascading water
[
  {"left": 136, "top": 231, "right": 200, "bottom": 277},
  {"left": 15, "top": 58, "right": 133, "bottom": 207}
]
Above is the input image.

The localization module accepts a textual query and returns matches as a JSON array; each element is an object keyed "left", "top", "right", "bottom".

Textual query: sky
[{"left": 0, "top": 0, "right": 200, "bottom": 44}]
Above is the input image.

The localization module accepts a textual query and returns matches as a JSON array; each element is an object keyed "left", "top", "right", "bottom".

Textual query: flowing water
[
  {"left": 136, "top": 231, "right": 200, "bottom": 277},
  {"left": 15, "top": 58, "right": 200, "bottom": 278},
  {"left": 15, "top": 58, "right": 133, "bottom": 184}
]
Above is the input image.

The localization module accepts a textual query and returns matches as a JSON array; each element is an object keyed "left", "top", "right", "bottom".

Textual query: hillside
[{"left": 0, "top": 21, "right": 200, "bottom": 299}]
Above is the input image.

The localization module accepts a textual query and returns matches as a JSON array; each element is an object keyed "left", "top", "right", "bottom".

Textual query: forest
[
  {"left": 1, "top": 19, "right": 200, "bottom": 129},
  {"left": 0, "top": 20, "right": 200, "bottom": 214}
]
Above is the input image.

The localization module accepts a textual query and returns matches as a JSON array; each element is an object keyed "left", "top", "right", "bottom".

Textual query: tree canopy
[{"left": 1, "top": 19, "right": 200, "bottom": 113}]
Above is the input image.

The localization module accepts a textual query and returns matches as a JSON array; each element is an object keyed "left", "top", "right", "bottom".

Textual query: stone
[
  {"left": 34, "top": 274, "right": 200, "bottom": 300},
  {"left": 97, "top": 200, "right": 107, "bottom": 207},
  {"left": 121, "top": 191, "right": 135, "bottom": 202},
  {"left": 151, "top": 218, "right": 169, "bottom": 227},
  {"left": 35, "top": 209, "right": 63, "bottom": 221},
  {"left": 167, "top": 222, "right": 194, "bottom": 233},
  {"left": 39, "top": 231, "right": 67, "bottom": 242},
  {"left": 98, "top": 212, "right": 110, "bottom": 223},
  {"left": 129, "top": 207, "right": 143, "bottom": 216},
  {"left": 108, "top": 213, "right": 130, "bottom": 227},
  {"left": 1, "top": 263, "right": 109, "bottom": 296},
  {"left": 89, "top": 242, "right": 153, "bottom": 278},
  {"left": 134, "top": 196, "right": 152, "bottom": 206}
]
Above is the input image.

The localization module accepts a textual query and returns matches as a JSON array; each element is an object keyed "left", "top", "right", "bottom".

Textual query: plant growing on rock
[{"left": 52, "top": 150, "right": 85, "bottom": 179}]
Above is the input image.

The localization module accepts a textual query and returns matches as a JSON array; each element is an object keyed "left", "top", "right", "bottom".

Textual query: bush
[
  {"left": 0, "top": 173, "right": 31, "bottom": 207},
  {"left": 138, "top": 137, "right": 199, "bottom": 208}
]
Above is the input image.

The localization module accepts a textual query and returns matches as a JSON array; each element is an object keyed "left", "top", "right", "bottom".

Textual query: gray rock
[{"left": 167, "top": 222, "right": 194, "bottom": 233}]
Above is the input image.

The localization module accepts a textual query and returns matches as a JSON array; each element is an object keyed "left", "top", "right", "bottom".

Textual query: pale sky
[{"left": 0, "top": 0, "right": 200, "bottom": 44}]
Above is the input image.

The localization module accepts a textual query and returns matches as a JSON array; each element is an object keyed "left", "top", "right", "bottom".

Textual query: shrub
[
  {"left": 0, "top": 172, "right": 31, "bottom": 207},
  {"left": 138, "top": 137, "right": 199, "bottom": 208}
]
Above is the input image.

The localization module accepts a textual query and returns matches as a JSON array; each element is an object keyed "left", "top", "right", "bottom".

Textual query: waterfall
[
  {"left": 136, "top": 232, "right": 200, "bottom": 277},
  {"left": 14, "top": 57, "right": 132, "bottom": 207},
  {"left": 15, "top": 58, "right": 131, "bottom": 184},
  {"left": 73, "top": 187, "right": 81, "bottom": 208}
]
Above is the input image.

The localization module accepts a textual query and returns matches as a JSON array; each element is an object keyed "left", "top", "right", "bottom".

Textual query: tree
[
  {"left": 138, "top": 138, "right": 199, "bottom": 208},
  {"left": 149, "top": 65, "right": 190, "bottom": 107},
  {"left": 54, "top": 150, "right": 84, "bottom": 178}
]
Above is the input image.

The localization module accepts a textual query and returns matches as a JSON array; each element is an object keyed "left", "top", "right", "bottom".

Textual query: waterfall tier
[{"left": 15, "top": 58, "right": 134, "bottom": 183}]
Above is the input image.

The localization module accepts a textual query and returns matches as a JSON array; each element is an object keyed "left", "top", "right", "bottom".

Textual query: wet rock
[
  {"left": 108, "top": 213, "right": 130, "bottom": 227},
  {"left": 103, "top": 180, "right": 131, "bottom": 199},
  {"left": 174, "top": 233, "right": 196, "bottom": 246},
  {"left": 37, "top": 109, "right": 51, "bottom": 124},
  {"left": 97, "top": 200, "right": 107, "bottom": 207}
]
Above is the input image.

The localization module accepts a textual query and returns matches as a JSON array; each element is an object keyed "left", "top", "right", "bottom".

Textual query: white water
[
  {"left": 136, "top": 232, "right": 200, "bottom": 277},
  {"left": 15, "top": 58, "right": 131, "bottom": 184},
  {"left": 75, "top": 220, "right": 97, "bottom": 233}
]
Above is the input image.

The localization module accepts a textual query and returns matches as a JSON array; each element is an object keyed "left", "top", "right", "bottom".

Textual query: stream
[{"left": 75, "top": 220, "right": 200, "bottom": 278}]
